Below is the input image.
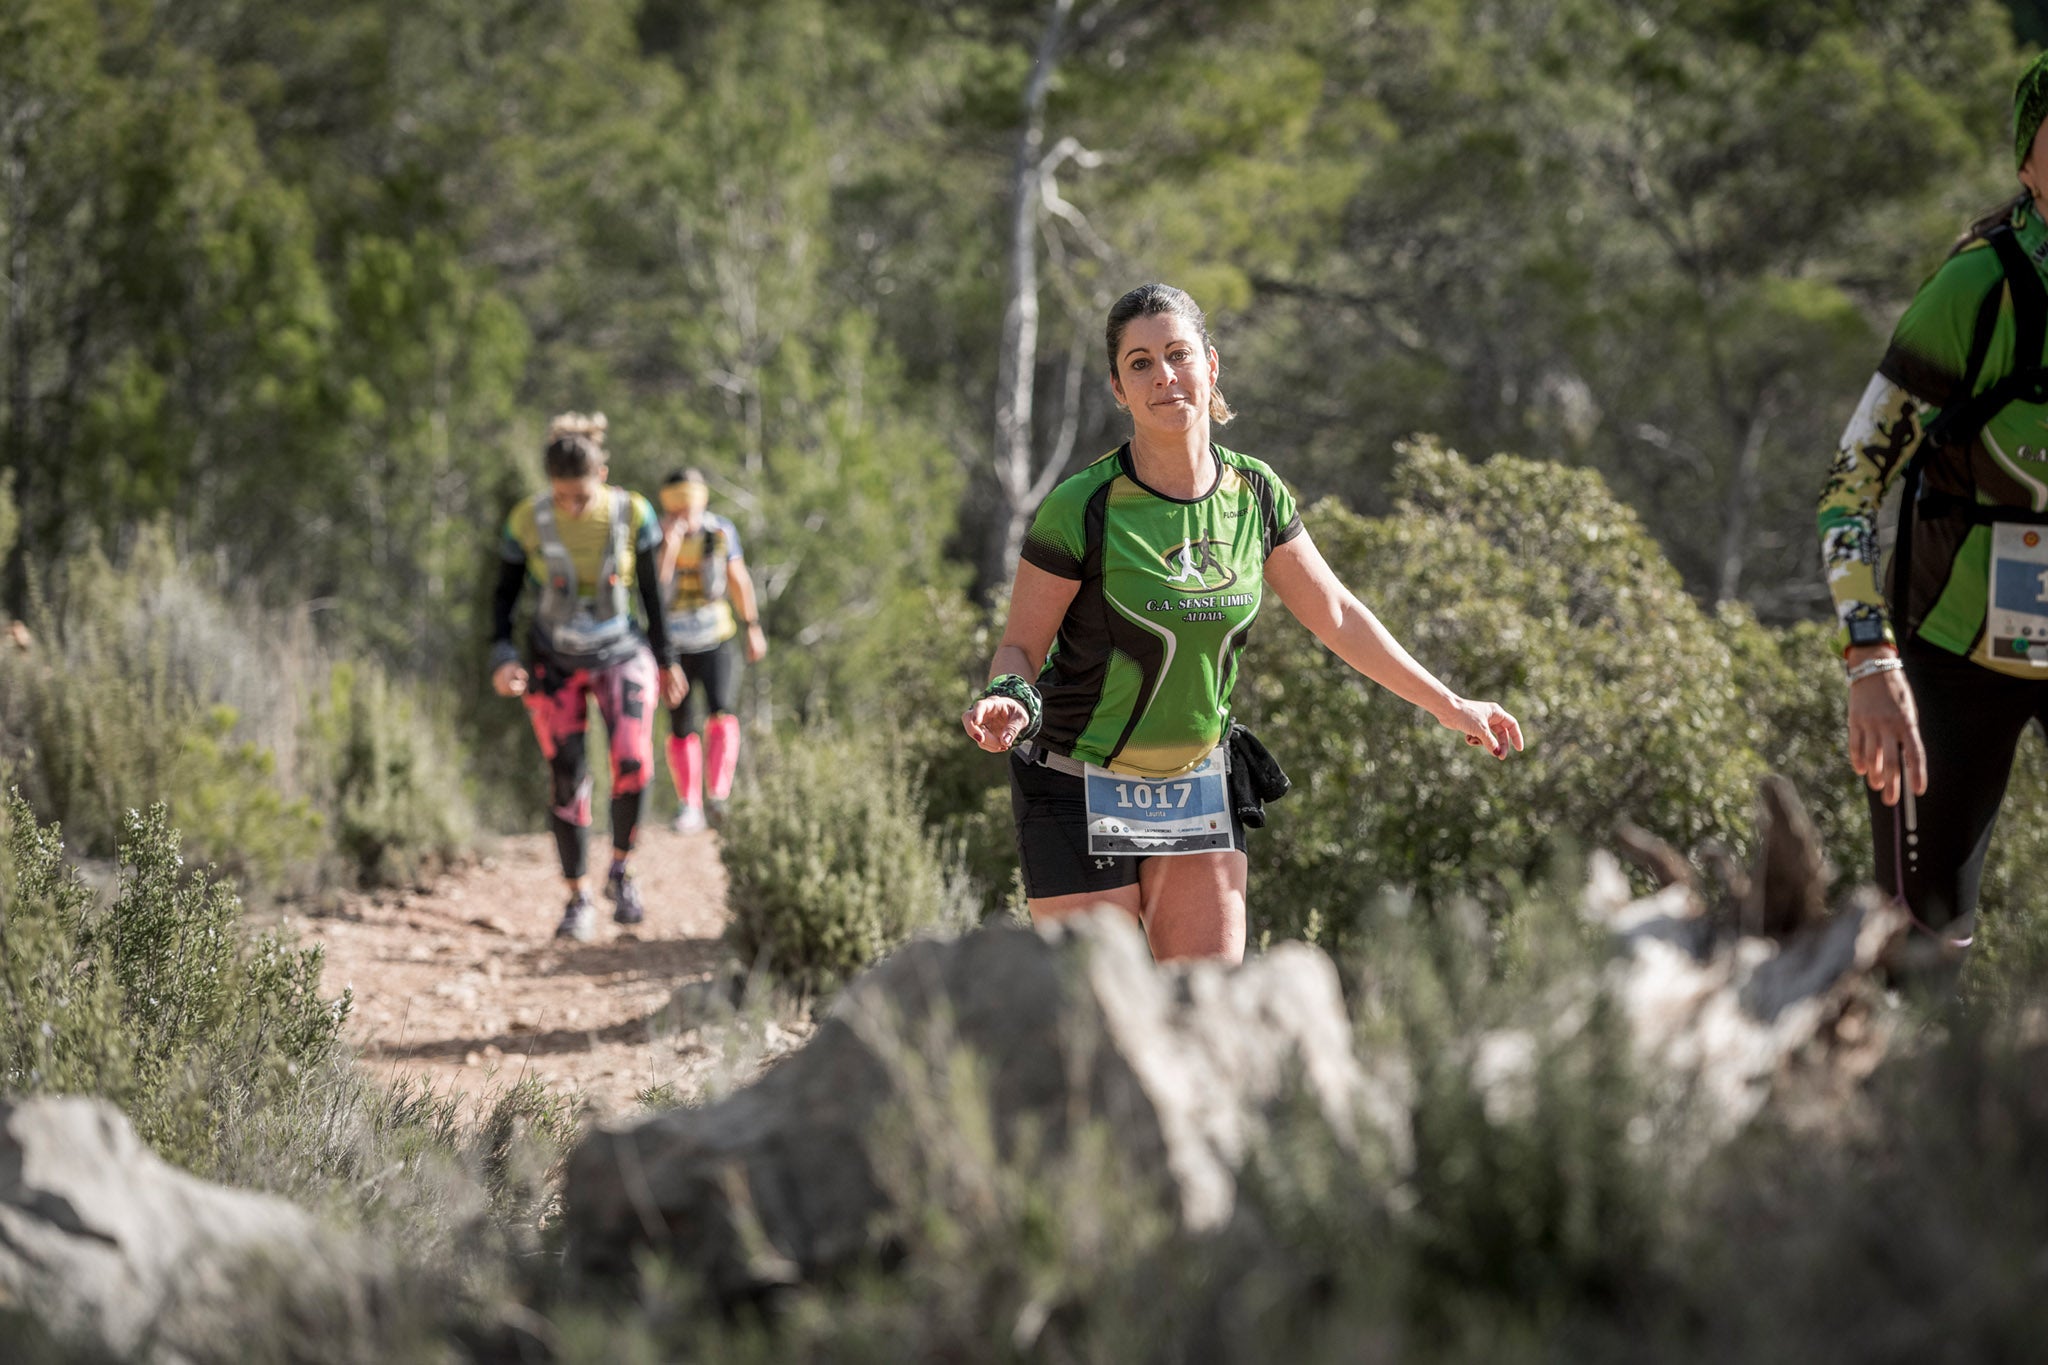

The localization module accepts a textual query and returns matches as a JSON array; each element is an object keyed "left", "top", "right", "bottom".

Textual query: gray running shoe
[
  {"left": 607, "top": 863, "right": 645, "bottom": 926},
  {"left": 671, "top": 806, "right": 708, "bottom": 835},
  {"left": 554, "top": 894, "right": 597, "bottom": 942}
]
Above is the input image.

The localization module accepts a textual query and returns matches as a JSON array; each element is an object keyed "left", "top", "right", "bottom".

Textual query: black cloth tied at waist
[{"left": 1226, "top": 723, "right": 1290, "bottom": 829}]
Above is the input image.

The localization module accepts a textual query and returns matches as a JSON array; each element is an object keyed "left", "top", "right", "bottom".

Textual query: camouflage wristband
[{"left": 977, "top": 674, "right": 1043, "bottom": 742}]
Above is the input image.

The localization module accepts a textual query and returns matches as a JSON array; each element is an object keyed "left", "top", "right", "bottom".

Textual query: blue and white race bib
[
  {"left": 1083, "top": 747, "right": 1235, "bottom": 856},
  {"left": 1987, "top": 522, "right": 2048, "bottom": 667}
]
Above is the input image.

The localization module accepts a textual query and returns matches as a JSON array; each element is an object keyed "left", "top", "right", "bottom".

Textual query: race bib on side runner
[
  {"left": 1987, "top": 522, "right": 2048, "bottom": 667},
  {"left": 1084, "top": 748, "right": 1235, "bottom": 856}
]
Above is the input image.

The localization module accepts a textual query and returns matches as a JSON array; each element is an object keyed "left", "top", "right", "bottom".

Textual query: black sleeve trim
[
  {"left": 491, "top": 557, "right": 526, "bottom": 647},
  {"left": 1020, "top": 537, "right": 1084, "bottom": 581},
  {"left": 1878, "top": 267, "right": 2006, "bottom": 410},
  {"left": 1237, "top": 463, "right": 1303, "bottom": 558},
  {"left": 1877, "top": 347, "right": 1962, "bottom": 410}
]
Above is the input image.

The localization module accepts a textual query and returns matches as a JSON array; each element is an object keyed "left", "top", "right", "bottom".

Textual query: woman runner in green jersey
[{"left": 963, "top": 284, "right": 1523, "bottom": 962}]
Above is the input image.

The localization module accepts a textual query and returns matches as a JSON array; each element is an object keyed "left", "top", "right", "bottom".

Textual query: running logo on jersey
[{"left": 1160, "top": 538, "right": 1237, "bottom": 593}]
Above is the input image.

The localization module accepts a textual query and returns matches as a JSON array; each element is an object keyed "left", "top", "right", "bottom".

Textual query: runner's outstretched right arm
[
  {"left": 1818, "top": 374, "right": 1927, "bottom": 806},
  {"left": 964, "top": 560, "right": 1079, "bottom": 753},
  {"left": 490, "top": 558, "right": 525, "bottom": 667},
  {"left": 489, "top": 557, "right": 530, "bottom": 696}
]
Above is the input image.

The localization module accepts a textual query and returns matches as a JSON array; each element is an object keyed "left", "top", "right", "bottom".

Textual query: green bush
[
  {"left": 720, "top": 727, "right": 975, "bottom": 992},
  {"left": 1969, "top": 727, "right": 2048, "bottom": 1006},
  {"left": 1240, "top": 437, "right": 1769, "bottom": 950},
  {"left": 0, "top": 792, "right": 349, "bottom": 1173},
  {"left": 300, "top": 659, "right": 474, "bottom": 886},
  {"left": 0, "top": 527, "right": 477, "bottom": 889},
  {"left": 1718, "top": 609, "right": 1867, "bottom": 889}
]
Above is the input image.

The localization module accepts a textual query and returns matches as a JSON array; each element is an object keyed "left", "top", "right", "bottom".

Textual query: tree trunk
[
  {"left": 2, "top": 105, "right": 32, "bottom": 597},
  {"left": 988, "top": 0, "right": 1073, "bottom": 588},
  {"left": 1715, "top": 391, "right": 1772, "bottom": 605}
]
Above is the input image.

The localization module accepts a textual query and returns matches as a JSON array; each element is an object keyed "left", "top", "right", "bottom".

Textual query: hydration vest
[
  {"left": 1891, "top": 223, "right": 2048, "bottom": 638},
  {"left": 533, "top": 487, "right": 634, "bottom": 662},
  {"left": 663, "top": 523, "right": 735, "bottom": 653}
]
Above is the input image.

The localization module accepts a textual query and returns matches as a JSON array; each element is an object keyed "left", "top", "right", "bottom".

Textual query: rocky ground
[{"left": 293, "top": 824, "right": 802, "bottom": 1116}]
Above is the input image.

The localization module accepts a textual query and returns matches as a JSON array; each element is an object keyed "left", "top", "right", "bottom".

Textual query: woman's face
[
  {"left": 550, "top": 468, "right": 606, "bottom": 518},
  {"left": 1111, "top": 313, "right": 1218, "bottom": 438},
  {"left": 2025, "top": 121, "right": 2048, "bottom": 202}
]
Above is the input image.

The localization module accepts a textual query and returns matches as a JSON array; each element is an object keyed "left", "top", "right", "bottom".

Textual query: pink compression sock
[
  {"left": 706, "top": 713, "right": 741, "bottom": 800},
  {"left": 668, "top": 733, "right": 703, "bottom": 810}
]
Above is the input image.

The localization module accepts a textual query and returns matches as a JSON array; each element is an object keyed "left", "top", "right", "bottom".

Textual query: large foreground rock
[
  {"left": 563, "top": 910, "right": 1409, "bottom": 1300},
  {"left": 1581, "top": 777, "right": 1912, "bottom": 1152},
  {"left": 0, "top": 1097, "right": 381, "bottom": 1363}
]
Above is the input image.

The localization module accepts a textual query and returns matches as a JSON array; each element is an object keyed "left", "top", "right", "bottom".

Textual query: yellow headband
[{"left": 660, "top": 482, "right": 709, "bottom": 514}]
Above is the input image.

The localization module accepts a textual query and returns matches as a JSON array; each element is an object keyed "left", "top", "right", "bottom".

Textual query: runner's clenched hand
[
  {"left": 963, "top": 697, "right": 1029, "bottom": 753},
  {"left": 1847, "top": 655, "right": 1926, "bottom": 807},
  {"left": 1445, "top": 698, "right": 1523, "bottom": 759}
]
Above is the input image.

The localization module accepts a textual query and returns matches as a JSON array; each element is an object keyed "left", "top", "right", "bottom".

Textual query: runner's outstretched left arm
[
  {"left": 727, "top": 556, "right": 769, "bottom": 662},
  {"left": 1264, "top": 531, "right": 1522, "bottom": 758}
]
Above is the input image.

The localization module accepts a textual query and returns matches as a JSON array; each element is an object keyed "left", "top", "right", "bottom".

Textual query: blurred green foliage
[
  {"left": 542, "top": 844, "right": 2048, "bottom": 1364},
  {"left": 299, "top": 660, "right": 473, "bottom": 887}
]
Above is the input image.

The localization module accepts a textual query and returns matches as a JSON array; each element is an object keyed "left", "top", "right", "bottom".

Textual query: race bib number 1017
[{"left": 1084, "top": 748, "right": 1235, "bottom": 856}]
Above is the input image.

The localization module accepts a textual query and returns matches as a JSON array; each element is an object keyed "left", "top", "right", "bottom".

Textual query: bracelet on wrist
[
  {"left": 977, "top": 673, "right": 1043, "bottom": 741},
  {"left": 1845, "top": 656, "right": 1905, "bottom": 685}
]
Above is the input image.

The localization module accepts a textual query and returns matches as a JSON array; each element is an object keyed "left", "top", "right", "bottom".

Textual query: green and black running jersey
[
  {"left": 1020, "top": 443, "right": 1303, "bottom": 778},
  {"left": 1823, "top": 202, "right": 2048, "bottom": 672}
]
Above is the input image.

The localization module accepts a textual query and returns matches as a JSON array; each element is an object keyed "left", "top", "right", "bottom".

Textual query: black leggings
[
  {"left": 1870, "top": 641, "right": 2048, "bottom": 930},
  {"left": 669, "top": 638, "right": 741, "bottom": 735}
]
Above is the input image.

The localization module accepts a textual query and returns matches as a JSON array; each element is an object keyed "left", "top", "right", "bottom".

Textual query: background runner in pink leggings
[
  {"left": 655, "top": 468, "right": 768, "bottom": 832},
  {"left": 490, "top": 412, "right": 687, "bottom": 941}
]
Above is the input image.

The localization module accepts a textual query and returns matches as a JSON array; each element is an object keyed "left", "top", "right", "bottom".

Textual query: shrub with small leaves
[
  {"left": 0, "top": 526, "right": 477, "bottom": 890},
  {"left": 299, "top": 659, "right": 474, "bottom": 886},
  {"left": 720, "top": 728, "right": 975, "bottom": 992},
  {"left": 1241, "top": 438, "right": 1770, "bottom": 949},
  {"left": 0, "top": 792, "right": 349, "bottom": 1173}
]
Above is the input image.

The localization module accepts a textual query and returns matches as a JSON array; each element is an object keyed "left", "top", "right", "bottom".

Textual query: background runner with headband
[
  {"left": 655, "top": 468, "right": 768, "bottom": 833},
  {"left": 1817, "top": 51, "right": 2048, "bottom": 959},
  {"left": 962, "top": 283, "right": 1523, "bottom": 963},
  {"left": 491, "top": 412, "right": 688, "bottom": 941}
]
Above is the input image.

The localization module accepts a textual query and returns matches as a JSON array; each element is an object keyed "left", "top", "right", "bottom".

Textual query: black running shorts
[{"left": 1007, "top": 747, "right": 1247, "bottom": 899}]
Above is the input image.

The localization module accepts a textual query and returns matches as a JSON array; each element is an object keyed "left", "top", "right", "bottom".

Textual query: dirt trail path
[{"left": 296, "top": 824, "right": 774, "bottom": 1116}]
